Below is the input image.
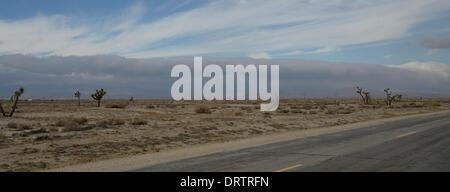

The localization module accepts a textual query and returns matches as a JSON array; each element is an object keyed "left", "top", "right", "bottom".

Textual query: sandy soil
[{"left": 0, "top": 98, "right": 449, "bottom": 172}]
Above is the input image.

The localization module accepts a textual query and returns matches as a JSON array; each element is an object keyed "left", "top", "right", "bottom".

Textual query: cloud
[
  {"left": 419, "top": 35, "right": 450, "bottom": 49},
  {"left": 1, "top": 0, "right": 450, "bottom": 58},
  {"left": 1, "top": 55, "right": 449, "bottom": 99},
  {"left": 248, "top": 52, "right": 271, "bottom": 59},
  {"left": 278, "top": 46, "right": 338, "bottom": 56},
  {"left": 386, "top": 61, "right": 450, "bottom": 80},
  {"left": 384, "top": 54, "right": 393, "bottom": 59}
]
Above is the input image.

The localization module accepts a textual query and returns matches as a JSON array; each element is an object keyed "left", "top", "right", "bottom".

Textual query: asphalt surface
[{"left": 133, "top": 112, "right": 450, "bottom": 172}]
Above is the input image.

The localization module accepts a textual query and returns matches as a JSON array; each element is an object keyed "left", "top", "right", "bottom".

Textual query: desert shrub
[
  {"left": 29, "top": 128, "right": 48, "bottom": 134},
  {"left": 55, "top": 120, "right": 65, "bottom": 127},
  {"left": 73, "top": 117, "right": 88, "bottom": 125},
  {"left": 309, "top": 111, "right": 317, "bottom": 115},
  {"left": 96, "top": 119, "right": 113, "bottom": 128},
  {"left": 105, "top": 103, "right": 128, "bottom": 109},
  {"left": 430, "top": 101, "right": 441, "bottom": 107},
  {"left": 147, "top": 105, "right": 155, "bottom": 109},
  {"left": 19, "top": 124, "right": 32, "bottom": 130},
  {"left": 0, "top": 132, "right": 5, "bottom": 140},
  {"left": 234, "top": 111, "right": 244, "bottom": 116},
  {"left": 338, "top": 109, "right": 353, "bottom": 114},
  {"left": 7, "top": 122, "right": 18, "bottom": 128},
  {"left": 302, "top": 105, "right": 312, "bottom": 110},
  {"left": 131, "top": 119, "right": 147, "bottom": 125},
  {"left": 195, "top": 105, "right": 211, "bottom": 114},
  {"left": 319, "top": 105, "right": 327, "bottom": 110},
  {"left": 63, "top": 121, "right": 79, "bottom": 131},
  {"left": 62, "top": 119, "right": 94, "bottom": 132},
  {"left": 269, "top": 123, "right": 286, "bottom": 129},
  {"left": 34, "top": 135, "right": 51, "bottom": 141},
  {"left": 166, "top": 104, "right": 177, "bottom": 108},
  {"left": 325, "top": 109, "right": 336, "bottom": 115},
  {"left": 290, "top": 106, "right": 302, "bottom": 109},
  {"left": 112, "top": 119, "right": 126, "bottom": 125}
]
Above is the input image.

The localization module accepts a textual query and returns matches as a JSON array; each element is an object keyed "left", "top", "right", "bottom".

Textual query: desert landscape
[{"left": 0, "top": 97, "right": 449, "bottom": 172}]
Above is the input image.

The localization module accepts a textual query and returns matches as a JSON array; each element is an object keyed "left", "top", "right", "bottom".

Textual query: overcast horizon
[{"left": 1, "top": 54, "right": 449, "bottom": 99}]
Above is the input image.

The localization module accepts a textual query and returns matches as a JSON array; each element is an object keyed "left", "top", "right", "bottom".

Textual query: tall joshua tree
[
  {"left": 91, "top": 88, "right": 106, "bottom": 107},
  {"left": 74, "top": 91, "right": 81, "bottom": 106},
  {"left": 384, "top": 88, "right": 402, "bottom": 107},
  {"left": 356, "top": 86, "right": 371, "bottom": 104},
  {"left": 0, "top": 87, "right": 24, "bottom": 117}
]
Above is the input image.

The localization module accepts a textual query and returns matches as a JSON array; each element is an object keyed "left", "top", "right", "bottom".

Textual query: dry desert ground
[{"left": 0, "top": 98, "right": 449, "bottom": 171}]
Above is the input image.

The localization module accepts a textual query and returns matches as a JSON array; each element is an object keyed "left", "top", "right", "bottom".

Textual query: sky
[
  {"left": 0, "top": 0, "right": 450, "bottom": 98},
  {"left": 0, "top": 0, "right": 449, "bottom": 65}
]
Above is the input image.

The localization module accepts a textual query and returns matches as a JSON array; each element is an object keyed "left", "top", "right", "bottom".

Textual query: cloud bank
[{"left": 0, "top": 55, "right": 449, "bottom": 99}]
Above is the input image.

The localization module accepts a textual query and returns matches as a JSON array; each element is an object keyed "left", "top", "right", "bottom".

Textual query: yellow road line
[
  {"left": 274, "top": 164, "right": 303, "bottom": 172},
  {"left": 396, "top": 131, "right": 417, "bottom": 138}
]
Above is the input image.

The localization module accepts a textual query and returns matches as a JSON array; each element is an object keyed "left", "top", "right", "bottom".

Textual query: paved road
[{"left": 134, "top": 112, "right": 450, "bottom": 172}]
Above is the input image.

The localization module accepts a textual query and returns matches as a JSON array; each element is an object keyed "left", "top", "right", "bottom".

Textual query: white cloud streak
[
  {"left": 248, "top": 52, "right": 271, "bottom": 59},
  {"left": 386, "top": 61, "right": 450, "bottom": 80}
]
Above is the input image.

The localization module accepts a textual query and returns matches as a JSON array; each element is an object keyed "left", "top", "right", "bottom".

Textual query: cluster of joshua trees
[
  {"left": 356, "top": 86, "right": 402, "bottom": 106},
  {"left": 0, "top": 88, "right": 108, "bottom": 118}
]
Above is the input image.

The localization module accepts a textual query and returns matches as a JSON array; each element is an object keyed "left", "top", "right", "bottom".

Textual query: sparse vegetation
[
  {"left": 74, "top": 91, "right": 81, "bottom": 106},
  {"left": 131, "top": 118, "right": 147, "bottom": 125},
  {"left": 91, "top": 88, "right": 107, "bottom": 107},
  {"left": 19, "top": 124, "right": 31, "bottom": 130},
  {"left": 195, "top": 105, "right": 211, "bottom": 114},
  {"left": 430, "top": 101, "right": 441, "bottom": 107},
  {"left": 0, "top": 87, "right": 24, "bottom": 117},
  {"left": 234, "top": 111, "right": 244, "bottom": 116},
  {"left": 96, "top": 119, "right": 113, "bottom": 128},
  {"left": 356, "top": 86, "right": 371, "bottom": 104},
  {"left": 112, "top": 119, "right": 126, "bottom": 125},
  {"left": 0, "top": 98, "right": 449, "bottom": 172},
  {"left": 7, "top": 122, "right": 18, "bottom": 128},
  {"left": 73, "top": 117, "right": 88, "bottom": 125},
  {"left": 105, "top": 103, "right": 128, "bottom": 109},
  {"left": 0, "top": 132, "right": 5, "bottom": 142},
  {"left": 384, "top": 88, "right": 402, "bottom": 107}
]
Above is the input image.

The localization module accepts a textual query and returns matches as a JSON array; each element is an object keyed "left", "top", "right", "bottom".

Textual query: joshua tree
[
  {"left": 356, "top": 86, "right": 371, "bottom": 104},
  {"left": 384, "top": 88, "right": 402, "bottom": 107},
  {"left": 74, "top": 91, "right": 81, "bottom": 106},
  {"left": 129, "top": 96, "right": 134, "bottom": 103},
  {"left": 0, "top": 87, "right": 24, "bottom": 117},
  {"left": 91, "top": 88, "right": 107, "bottom": 107}
]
